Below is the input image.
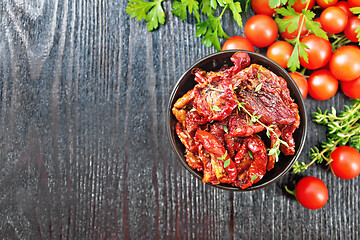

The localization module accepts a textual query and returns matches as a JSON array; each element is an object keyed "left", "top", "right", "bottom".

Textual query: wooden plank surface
[{"left": 0, "top": 0, "right": 359, "bottom": 239}]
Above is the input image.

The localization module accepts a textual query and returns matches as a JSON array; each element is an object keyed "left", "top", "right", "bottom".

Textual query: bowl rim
[{"left": 166, "top": 50, "right": 308, "bottom": 191}]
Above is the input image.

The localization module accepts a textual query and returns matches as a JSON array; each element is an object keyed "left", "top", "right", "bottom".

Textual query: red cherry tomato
[
  {"left": 344, "top": 16, "right": 360, "bottom": 42},
  {"left": 280, "top": 15, "right": 308, "bottom": 40},
  {"left": 319, "top": 6, "right": 348, "bottom": 34},
  {"left": 245, "top": 14, "right": 278, "bottom": 48},
  {"left": 316, "top": 0, "right": 338, "bottom": 8},
  {"left": 330, "top": 146, "right": 360, "bottom": 179},
  {"left": 295, "top": 176, "right": 328, "bottom": 210},
  {"left": 289, "top": 72, "right": 308, "bottom": 99},
  {"left": 308, "top": 69, "right": 338, "bottom": 100},
  {"left": 341, "top": 76, "right": 360, "bottom": 99},
  {"left": 222, "top": 36, "right": 255, "bottom": 51},
  {"left": 329, "top": 45, "right": 360, "bottom": 81},
  {"left": 348, "top": 0, "right": 360, "bottom": 7},
  {"left": 300, "top": 35, "right": 332, "bottom": 70},
  {"left": 291, "top": 0, "right": 315, "bottom": 12},
  {"left": 251, "top": 0, "right": 279, "bottom": 16},
  {"left": 335, "top": 1, "right": 354, "bottom": 17},
  {"left": 267, "top": 41, "right": 294, "bottom": 68}
]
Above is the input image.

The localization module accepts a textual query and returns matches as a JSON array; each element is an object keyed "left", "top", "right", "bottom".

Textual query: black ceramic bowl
[{"left": 167, "top": 50, "right": 307, "bottom": 191}]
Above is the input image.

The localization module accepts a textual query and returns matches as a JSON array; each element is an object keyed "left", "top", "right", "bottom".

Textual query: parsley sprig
[
  {"left": 126, "top": 0, "right": 166, "bottom": 31},
  {"left": 272, "top": 0, "right": 328, "bottom": 72},
  {"left": 292, "top": 99, "right": 360, "bottom": 174},
  {"left": 126, "top": 0, "right": 245, "bottom": 50},
  {"left": 238, "top": 102, "right": 289, "bottom": 162}
]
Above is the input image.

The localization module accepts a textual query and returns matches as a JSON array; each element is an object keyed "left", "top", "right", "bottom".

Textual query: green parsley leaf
[
  {"left": 172, "top": 0, "right": 201, "bottom": 22},
  {"left": 350, "top": 7, "right": 360, "bottom": 14},
  {"left": 200, "top": 0, "right": 214, "bottom": 16},
  {"left": 287, "top": 0, "right": 297, "bottom": 7},
  {"left": 224, "top": 0, "right": 243, "bottom": 27},
  {"left": 197, "top": 13, "right": 228, "bottom": 51},
  {"left": 269, "top": 0, "right": 288, "bottom": 9},
  {"left": 287, "top": 41, "right": 306, "bottom": 72},
  {"left": 275, "top": 6, "right": 297, "bottom": 17},
  {"left": 356, "top": 26, "right": 360, "bottom": 45},
  {"left": 250, "top": 174, "right": 258, "bottom": 181},
  {"left": 275, "top": 13, "right": 299, "bottom": 34},
  {"left": 126, "top": 0, "right": 166, "bottom": 31},
  {"left": 224, "top": 159, "right": 230, "bottom": 168},
  {"left": 303, "top": 10, "right": 328, "bottom": 40}
]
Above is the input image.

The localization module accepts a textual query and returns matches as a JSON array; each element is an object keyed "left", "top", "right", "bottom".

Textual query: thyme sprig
[
  {"left": 292, "top": 99, "right": 360, "bottom": 174},
  {"left": 237, "top": 102, "right": 289, "bottom": 162}
]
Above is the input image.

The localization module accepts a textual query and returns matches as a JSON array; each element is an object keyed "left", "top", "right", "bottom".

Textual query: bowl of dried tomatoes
[{"left": 167, "top": 50, "right": 307, "bottom": 191}]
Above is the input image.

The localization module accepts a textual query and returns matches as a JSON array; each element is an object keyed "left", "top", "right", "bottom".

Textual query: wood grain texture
[{"left": 0, "top": 0, "right": 359, "bottom": 239}]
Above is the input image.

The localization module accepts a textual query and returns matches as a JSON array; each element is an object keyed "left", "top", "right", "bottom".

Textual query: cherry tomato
[
  {"left": 348, "top": 0, "right": 360, "bottom": 7},
  {"left": 344, "top": 16, "right": 360, "bottom": 42},
  {"left": 280, "top": 15, "right": 308, "bottom": 40},
  {"left": 341, "top": 76, "right": 360, "bottom": 99},
  {"left": 267, "top": 41, "right": 294, "bottom": 68},
  {"left": 329, "top": 45, "right": 360, "bottom": 81},
  {"left": 222, "top": 36, "right": 255, "bottom": 51},
  {"left": 308, "top": 69, "right": 338, "bottom": 100},
  {"left": 289, "top": 72, "right": 308, "bottom": 99},
  {"left": 251, "top": 0, "right": 279, "bottom": 16},
  {"left": 291, "top": 0, "right": 315, "bottom": 12},
  {"left": 316, "top": 0, "right": 338, "bottom": 8},
  {"left": 330, "top": 146, "right": 360, "bottom": 179},
  {"left": 300, "top": 35, "right": 332, "bottom": 70},
  {"left": 295, "top": 176, "right": 328, "bottom": 210},
  {"left": 245, "top": 14, "right": 278, "bottom": 48},
  {"left": 335, "top": 1, "right": 354, "bottom": 17},
  {"left": 319, "top": 6, "right": 348, "bottom": 34}
]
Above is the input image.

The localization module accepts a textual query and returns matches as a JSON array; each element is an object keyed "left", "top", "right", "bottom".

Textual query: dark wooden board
[{"left": 0, "top": 0, "right": 359, "bottom": 239}]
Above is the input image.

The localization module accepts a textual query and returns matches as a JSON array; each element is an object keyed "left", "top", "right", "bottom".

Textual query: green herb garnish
[
  {"left": 212, "top": 105, "right": 222, "bottom": 112},
  {"left": 223, "top": 125, "right": 228, "bottom": 133},
  {"left": 250, "top": 174, "right": 258, "bottom": 181},
  {"left": 254, "top": 83, "right": 262, "bottom": 92},
  {"left": 238, "top": 102, "right": 287, "bottom": 163},
  {"left": 272, "top": 1, "right": 328, "bottom": 72},
  {"left": 224, "top": 159, "right": 230, "bottom": 168},
  {"left": 293, "top": 99, "right": 360, "bottom": 173}
]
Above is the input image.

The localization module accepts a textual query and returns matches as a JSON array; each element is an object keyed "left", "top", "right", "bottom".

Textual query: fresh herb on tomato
[
  {"left": 350, "top": 7, "right": 360, "bottom": 43},
  {"left": 274, "top": 3, "right": 328, "bottom": 72}
]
